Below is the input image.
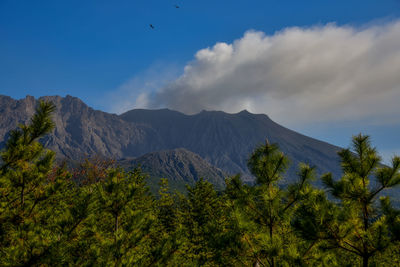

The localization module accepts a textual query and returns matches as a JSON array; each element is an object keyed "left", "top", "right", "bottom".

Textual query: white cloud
[{"left": 145, "top": 21, "right": 400, "bottom": 126}]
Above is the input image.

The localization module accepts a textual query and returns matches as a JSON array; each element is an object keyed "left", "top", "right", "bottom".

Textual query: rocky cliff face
[
  {"left": 0, "top": 95, "right": 37, "bottom": 140},
  {"left": 0, "top": 95, "right": 160, "bottom": 159},
  {"left": 0, "top": 95, "right": 342, "bottom": 183},
  {"left": 119, "top": 148, "right": 227, "bottom": 190}
]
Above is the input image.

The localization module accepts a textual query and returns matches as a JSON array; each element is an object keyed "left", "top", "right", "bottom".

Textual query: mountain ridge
[
  {"left": 120, "top": 105, "right": 342, "bottom": 181},
  {"left": 0, "top": 95, "right": 342, "bottom": 182}
]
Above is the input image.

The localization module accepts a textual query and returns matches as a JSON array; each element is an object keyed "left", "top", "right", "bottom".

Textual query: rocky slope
[
  {"left": 0, "top": 95, "right": 159, "bottom": 159},
  {"left": 119, "top": 148, "right": 227, "bottom": 191},
  {"left": 120, "top": 109, "right": 342, "bottom": 181},
  {"left": 0, "top": 95, "right": 342, "bottom": 183}
]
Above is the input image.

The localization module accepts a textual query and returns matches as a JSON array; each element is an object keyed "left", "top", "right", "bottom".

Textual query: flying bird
[{"left": 149, "top": 24, "right": 155, "bottom": 29}]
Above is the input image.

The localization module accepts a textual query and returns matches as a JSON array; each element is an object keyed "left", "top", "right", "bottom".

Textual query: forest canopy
[{"left": 0, "top": 101, "right": 399, "bottom": 266}]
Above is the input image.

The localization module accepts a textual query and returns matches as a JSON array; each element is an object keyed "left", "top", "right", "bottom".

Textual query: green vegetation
[{"left": 0, "top": 101, "right": 399, "bottom": 266}]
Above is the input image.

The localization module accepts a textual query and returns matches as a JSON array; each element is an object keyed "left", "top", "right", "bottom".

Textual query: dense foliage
[{"left": 1, "top": 101, "right": 399, "bottom": 266}]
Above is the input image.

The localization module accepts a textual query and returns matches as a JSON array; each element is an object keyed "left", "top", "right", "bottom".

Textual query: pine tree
[
  {"left": 175, "top": 179, "right": 243, "bottom": 266},
  {"left": 226, "top": 139, "right": 317, "bottom": 266},
  {"left": 294, "top": 134, "right": 400, "bottom": 267},
  {"left": 0, "top": 102, "right": 101, "bottom": 265},
  {"left": 0, "top": 101, "right": 61, "bottom": 265},
  {"left": 145, "top": 178, "right": 181, "bottom": 266},
  {"left": 84, "top": 167, "right": 157, "bottom": 265}
]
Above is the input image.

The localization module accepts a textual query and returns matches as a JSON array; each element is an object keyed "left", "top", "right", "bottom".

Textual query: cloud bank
[{"left": 145, "top": 21, "right": 400, "bottom": 125}]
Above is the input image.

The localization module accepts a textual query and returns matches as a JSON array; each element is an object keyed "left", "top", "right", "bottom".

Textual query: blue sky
[{"left": 1, "top": 0, "right": 400, "bottom": 160}]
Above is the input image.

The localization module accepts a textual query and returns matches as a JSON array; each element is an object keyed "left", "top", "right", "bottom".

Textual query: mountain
[
  {"left": 119, "top": 148, "right": 227, "bottom": 192},
  {"left": 0, "top": 95, "right": 160, "bottom": 159},
  {"left": 0, "top": 95, "right": 342, "bottom": 183},
  {"left": 119, "top": 109, "right": 342, "bottom": 181}
]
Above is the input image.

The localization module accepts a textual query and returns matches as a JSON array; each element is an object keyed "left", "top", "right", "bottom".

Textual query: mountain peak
[{"left": 25, "top": 95, "right": 35, "bottom": 101}]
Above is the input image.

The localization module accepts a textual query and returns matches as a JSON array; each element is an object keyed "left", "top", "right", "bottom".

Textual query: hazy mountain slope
[
  {"left": 1, "top": 95, "right": 342, "bottom": 183},
  {"left": 120, "top": 109, "right": 342, "bottom": 181},
  {"left": 119, "top": 148, "right": 227, "bottom": 192}
]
